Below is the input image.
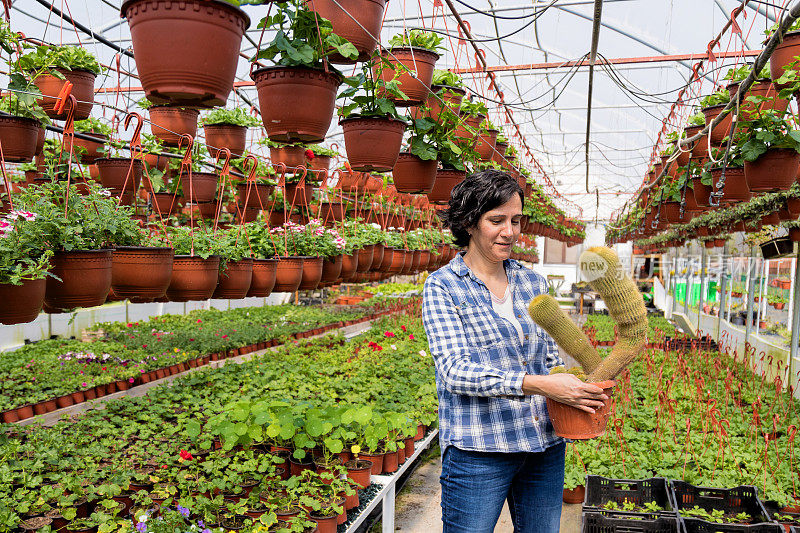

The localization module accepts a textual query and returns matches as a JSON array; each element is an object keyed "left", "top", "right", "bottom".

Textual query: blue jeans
[{"left": 440, "top": 442, "right": 565, "bottom": 533}]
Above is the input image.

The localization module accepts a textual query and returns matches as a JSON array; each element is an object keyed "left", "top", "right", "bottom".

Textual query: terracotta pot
[
  {"left": 701, "top": 104, "right": 733, "bottom": 145},
  {"left": 238, "top": 207, "right": 261, "bottom": 223},
  {"left": 546, "top": 380, "right": 615, "bottom": 439},
  {"left": 377, "top": 247, "right": 395, "bottom": 271},
  {"left": 305, "top": 0, "right": 387, "bottom": 63},
  {"left": 361, "top": 452, "right": 384, "bottom": 475},
  {"left": 711, "top": 167, "right": 752, "bottom": 205},
  {"left": 692, "top": 177, "right": 713, "bottom": 208},
  {"left": 345, "top": 459, "right": 372, "bottom": 489},
  {"left": 237, "top": 182, "right": 274, "bottom": 209},
  {"left": 298, "top": 256, "right": 323, "bottom": 290},
  {"left": 319, "top": 202, "right": 345, "bottom": 223},
  {"left": 212, "top": 258, "right": 253, "bottom": 299},
  {"left": 340, "top": 253, "right": 359, "bottom": 280},
  {"left": 180, "top": 171, "right": 219, "bottom": 203},
  {"left": 205, "top": 123, "right": 247, "bottom": 157},
  {"left": 411, "top": 84, "right": 465, "bottom": 121},
  {"left": 762, "top": 211, "right": 781, "bottom": 226},
  {"left": 321, "top": 255, "right": 343, "bottom": 283},
  {"left": 150, "top": 192, "right": 180, "bottom": 216},
  {"left": 34, "top": 69, "right": 95, "bottom": 120},
  {"left": 273, "top": 256, "right": 304, "bottom": 292},
  {"left": 148, "top": 106, "right": 199, "bottom": 146},
  {"left": 283, "top": 181, "right": 314, "bottom": 208},
  {"left": 341, "top": 116, "right": 406, "bottom": 172},
  {"left": 454, "top": 113, "right": 484, "bottom": 146},
  {"left": 382, "top": 450, "right": 399, "bottom": 473},
  {"left": 112, "top": 247, "right": 174, "bottom": 303},
  {"left": 95, "top": 157, "right": 143, "bottom": 195},
  {"left": 357, "top": 245, "right": 375, "bottom": 272},
  {"left": 427, "top": 168, "right": 466, "bottom": 203},
  {"left": 121, "top": 0, "right": 250, "bottom": 107},
  {"left": 728, "top": 79, "right": 790, "bottom": 117},
  {"left": 771, "top": 30, "right": 800, "bottom": 89},
  {"left": 166, "top": 255, "right": 221, "bottom": 302},
  {"left": 375, "top": 47, "right": 439, "bottom": 105},
  {"left": 72, "top": 133, "right": 108, "bottom": 164},
  {"left": 45, "top": 250, "right": 113, "bottom": 312},
  {"left": 387, "top": 249, "right": 406, "bottom": 274},
  {"left": 0, "top": 116, "right": 42, "bottom": 162},
  {"left": 270, "top": 144, "right": 306, "bottom": 170},
  {"left": 251, "top": 66, "right": 341, "bottom": 143},
  {"left": 0, "top": 278, "right": 45, "bottom": 325},
  {"left": 563, "top": 485, "right": 586, "bottom": 504},
  {"left": 392, "top": 152, "right": 438, "bottom": 193},
  {"left": 310, "top": 514, "right": 337, "bottom": 533},
  {"left": 143, "top": 152, "right": 170, "bottom": 172},
  {"left": 744, "top": 148, "right": 800, "bottom": 192},
  {"left": 476, "top": 128, "right": 499, "bottom": 161}
]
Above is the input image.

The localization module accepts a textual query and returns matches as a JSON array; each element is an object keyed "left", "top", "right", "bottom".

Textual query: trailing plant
[{"left": 387, "top": 29, "right": 444, "bottom": 53}]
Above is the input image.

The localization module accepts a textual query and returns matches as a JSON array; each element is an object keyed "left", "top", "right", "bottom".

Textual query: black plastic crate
[
  {"left": 584, "top": 476, "right": 677, "bottom": 515},
  {"left": 681, "top": 517, "right": 782, "bottom": 532},
  {"left": 671, "top": 481, "right": 772, "bottom": 525},
  {"left": 582, "top": 511, "right": 681, "bottom": 533}
]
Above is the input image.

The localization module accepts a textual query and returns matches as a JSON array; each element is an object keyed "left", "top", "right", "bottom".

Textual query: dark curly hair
[{"left": 440, "top": 169, "right": 524, "bottom": 248}]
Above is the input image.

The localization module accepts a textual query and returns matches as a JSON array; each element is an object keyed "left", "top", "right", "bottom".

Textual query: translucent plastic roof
[{"left": 8, "top": 0, "right": 782, "bottom": 221}]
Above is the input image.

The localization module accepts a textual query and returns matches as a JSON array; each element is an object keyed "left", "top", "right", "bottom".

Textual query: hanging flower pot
[
  {"left": 121, "top": 0, "right": 250, "bottom": 107},
  {"left": 247, "top": 258, "right": 278, "bottom": 297},
  {"left": 357, "top": 245, "right": 375, "bottom": 272},
  {"left": 711, "top": 166, "right": 752, "bottom": 205},
  {"left": 321, "top": 255, "right": 343, "bottom": 283},
  {"left": 95, "top": 158, "right": 144, "bottom": 196},
  {"left": 305, "top": 0, "right": 387, "bottom": 63},
  {"left": 166, "top": 255, "right": 221, "bottom": 302},
  {"left": 744, "top": 148, "right": 800, "bottom": 192},
  {"left": 270, "top": 144, "right": 306, "bottom": 171},
  {"left": 728, "top": 79, "right": 790, "bottom": 116},
  {"left": 204, "top": 123, "right": 247, "bottom": 158},
  {"left": 237, "top": 182, "right": 274, "bottom": 209},
  {"left": 180, "top": 171, "right": 219, "bottom": 203},
  {"left": 761, "top": 211, "right": 781, "bottom": 226},
  {"left": 143, "top": 152, "right": 170, "bottom": 172},
  {"left": 0, "top": 278, "right": 45, "bottom": 325},
  {"left": 789, "top": 228, "right": 800, "bottom": 242},
  {"left": 491, "top": 141, "right": 509, "bottom": 166},
  {"left": 319, "top": 202, "right": 346, "bottom": 223},
  {"left": 771, "top": 30, "right": 800, "bottom": 89},
  {"left": 34, "top": 69, "right": 96, "bottom": 120},
  {"left": 375, "top": 47, "right": 439, "bottom": 105},
  {"left": 212, "top": 258, "right": 254, "bottom": 299},
  {"left": 427, "top": 168, "right": 466, "bottom": 203},
  {"left": 788, "top": 197, "right": 800, "bottom": 217},
  {"left": 238, "top": 207, "right": 261, "bottom": 223},
  {"left": 341, "top": 116, "right": 407, "bottom": 172},
  {"left": 392, "top": 152, "right": 437, "bottom": 193},
  {"left": 251, "top": 66, "right": 341, "bottom": 143},
  {"left": 284, "top": 181, "right": 314, "bottom": 208},
  {"left": 72, "top": 133, "right": 108, "bottom": 164},
  {"left": 701, "top": 104, "right": 732, "bottom": 145},
  {"left": 148, "top": 106, "right": 199, "bottom": 146},
  {"left": 410, "top": 85, "right": 465, "bottom": 122},
  {"left": 273, "top": 256, "right": 304, "bottom": 292},
  {"left": 691, "top": 177, "right": 713, "bottom": 208},
  {"left": 111, "top": 247, "right": 174, "bottom": 303},
  {"left": 476, "top": 128, "right": 499, "bottom": 161},
  {"left": 298, "top": 256, "right": 323, "bottom": 290},
  {"left": 150, "top": 192, "right": 180, "bottom": 216},
  {"left": 0, "top": 116, "right": 41, "bottom": 163},
  {"left": 371, "top": 244, "right": 385, "bottom": 271},
  {"left": 45, "top": 250, "right": 113, "bottom": 312},
  {"left": 454, "top": 114, "right": 484, "bottom": 146}
]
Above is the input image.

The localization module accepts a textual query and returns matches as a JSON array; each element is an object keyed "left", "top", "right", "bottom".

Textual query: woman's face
[{"left": 467, "top": 194, "right": 523, "bottom": 263}]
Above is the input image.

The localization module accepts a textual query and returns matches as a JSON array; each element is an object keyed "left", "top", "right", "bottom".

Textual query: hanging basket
[
  {"left": 427, "top": 168, "right": 466, "bottom": 203},
  {"left": 711, "top": 166, "right": 752, "bottom": 205},
  {"left": 148, "top": 106, "right": 199, "bottom": 146},
  {"left": 270, "top": 145, "right": 306, "bottom": 170},
  {"left": 45, "top": 250, "right": 113, "bottom": 313},
  {"left": 771, "top": 30, "right": 800, "bottom": 90},
  {"left": 392, "top": 152, "right": 438, "bottom": 193},
  {"left": 476, "top": 128, "right": 499, "bottom": 161},
  {"left": 321, "top": 255, "right": 343, "bottom": 283},
  {"left": 297, "top": 256, "right": 323, "bottom": 290},
  {"left": 180, "top": 171, "right": 219, "bottom": 203},
  {"left": 72, "top": 133, "right": 108, "bottom": 164},
  {"left": 166, "top": 255, "right": 221, "bottom": 302},
  {"left": 0, "top": 116, "right": 41, "bottom": 163},
  {"left": 212, "top": 258, "right": 254, "bottom": 299},
  {"left": 95, "top": 158, "right": 144, "bottom": 196},
  {"left": 121, "top": 0, "right": 250, "bottom": 107},
  {"left": 701, "top": 104, "right": 732, "bottom": 145},
  {"left": 340, "top": 253, "right": 359, "bottom": 281},
  {"left": 410, "top": 85, "right": 465, "bottom": 122},
  {"left": 304, "top": 0, "right": 387, "bottom": 63},
  {"left": 0, "top": 278, "right": 45, "bottom": 325},
  {"left": 150, "top": 192, "right": 180, "bottom": 217},
  {"left": 341, "top": 116, "right": 407, "bottom": 172},
  {"left": 237, "top": 182, "right": 274, "bottom": 209},
  {"left": 205, "top": 123, "right": 247, "bottom": 158},
  {"left": 111, "top": 246, "right": 174, "bottom": 303},
  {"left": 273, "top": 256, "right": 304, "bottom": 292},
  {"left": 744, "top": 148, "right": 800, "bottom": 193},
  {"left": 375, "top": 47, "right": 439, "bottom": 105},
  {"left": 247, "top": 258, "right": 278, "bottom": 297},
  {"left": 34, "top": 69, "right": 96, "bottom": 120}
]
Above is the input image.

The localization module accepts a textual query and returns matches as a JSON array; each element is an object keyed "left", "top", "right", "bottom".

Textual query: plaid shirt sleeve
[{"left": 422, "top": 275, "right": 527, "bottom": 397}]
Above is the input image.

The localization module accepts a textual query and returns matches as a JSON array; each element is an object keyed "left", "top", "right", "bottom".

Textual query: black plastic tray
[
  {"left": 582, "top": 511, "right": 681, "bottom": 533},
  {"left": 584, "top": 476, "right": 677, "bottom": 515}
]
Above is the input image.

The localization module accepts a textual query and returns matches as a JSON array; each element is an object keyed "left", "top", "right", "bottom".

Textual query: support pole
[
  {"left": 382, "top": 482, "right": 396, "bottom": 533},
  {"left": 717, "top": 245, "right": 727, "bottom": 339},
  {"left": 698, "top": 246, "right": 707, "bottom": 331},
  {"left": 670, "top": 255, "right": 677, "bottom": 317},
  {"left": 790, "top": 247, "right": 800, "bottom": 387},
  {"left": 745, "top": 247, "right": 757, "bottom": 351},
  {"left": 683, "top": 247, "right": 691, "bottom": 317}
]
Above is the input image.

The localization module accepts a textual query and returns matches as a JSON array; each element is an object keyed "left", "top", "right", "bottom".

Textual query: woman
[{"left": 422, "top": 169, "right": 607, "bottom": 533}]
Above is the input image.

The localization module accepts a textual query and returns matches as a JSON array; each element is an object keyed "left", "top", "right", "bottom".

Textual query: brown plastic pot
[
  {"left": 0, "top": 116, "right": 41, "bottom": 162},
  {"left": 45, "top": 250, "right": 113, "bottom": 313},
  {"left": 72, "top": 133, "right": 108, "bottom": 164},
  {"left": 298, "top": 256, "right": 323, "bottom": 290},
  {"left": 341, "top": 116, "right": 406, "bottom": 172},
  {"left": 213, "top": 258, "right": 253, "bottom": 299},
  {"left": 692, "top": 177, "right": 713, "bottom": 208},
  {"left": 95, "top": 158, "right": 143, "bottom": 195},
  {"left": 321, "top": 255, "right": 343, "bottom": 283},
  {"left": 305, "top": 0, "right": 387, "bottom": 63},
  {"left": 563, "top": 485, "right": 586, "bottom": 504},
  {"left": 204, "top": 123, "right": 247, "bottom": 157},
  {"left": 728, "top": 79, "right": 790, "bottom": 117},
  {"left": 148, "top": 106, "right": 199, "bottom": 146},
  {"left": 180, "top": 171, "right": 219, "bottom": 203},
  {"left": 121, "top": 0, "right": 250, "bottom": 107},
  {"left": 371, "top": 244, "right": 385, "bottom": 272},
  {"left": 546, "top": 380, "right": 615, "bottom": 439},
  {"left": 345, "top": 459, "right": 373, "bottom": 489},
  {"left": 34, "top": 69, "right": 95, "bottom": 120},
  {"left": 744, "top": 148, "right": 800, "bottom": 192},
  {"left": 273, "top": 256, "right": 304, "bottom": 292},
  {"left": 491, "top": 142, "right": 508, "bottom": 165},
  {"left": 357, "top": 245, "right": 375, "bottom": 273},
  {"left": 166, "top": 255, "right": 221, "bottom": 302},
  {"left": 112, "top": 247, "right": 174, "bottom": 303},
  {"left": 270, "top": 144, "right": 306, "bottom": 170},
  {"left": 701, "top": 104, "right": 733, "bottom": 145},
  {"left": 340, "top": 253, "right": 359, "bottom": 280},
  {"left": 237, "top": 182, "right": 274, "bottom": 209},
  {"left": 711, "top": 166, "right": 752, "bottom": 205},
  {"left": 375, "top": 47, "right": 439, "bottom": 105},
  {"left": 771, "top": 30, "right": 800, "bottom": 89},
  {"left": 411, "top": 84, "right": 465, "bottom": 122},
  {"left": 476, "top": 128, "right": 499, "bottom": 161},
  {"left": 387, "top": 249, "right": 407, "bottom": 274},
  {"left": 283, "top": 181, "right": 314, "bottom": 208},
  {"left": 454, "top": 113, "right": 484, "bottom": 145},
  {"left": 319, "top": 202, "right": 345, "bottom": 223},
  {"left": 0, "top": 278, "right": 45, "bottom": 325},
  {"left": 392, "top": 152, "right": 438, "bottom": 193},
  {"left": 150, "top": 192, "right": 180, "bottom": 216},
  {"left": 251, "top": 66, "right": 341, "bottom": 143},
  {"left": 427, "top": 168, "right": 466, "bottom": 203},
  {"left": 378, "top": 247, "right": 395, "bottom": 271},
  {"left": 382, "top": 450, "right": 399, "bottom": 473}
]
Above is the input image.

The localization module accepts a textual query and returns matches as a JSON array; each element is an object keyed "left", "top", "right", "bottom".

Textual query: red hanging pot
[
  {"left": 298, "top": 256, "right": 323, "bottom": 290},
  {"left": 744, "top": 148, "right": 800, "bottom": 193},
  {"left": 375, "top": 47, "right": 439, "bottom": 105},
  {"left": 121, "top": 0, "right": 250, "bottom": 107},
  {"left": 319, "top": 202, "right": 345, "bottom": 223},
  {"left": 701, "top": 104, "right": 732, "bottom": 145},
  {"left": 491, "top": 142, "right": 508, "bottom": 166},
  {"left": 166, "top": 255, "right": 221, "bottom": 302},
  {"left": 341, "top": 116, "right": 406, "bottom": 172},
  {"left": 410, "top": 85, "right": 465, "bottom": 122},
  {"left": 45, "top": 250, "right": 113, "bottom": 312},
  {"left": 111, "top": 246, "right": 174, "bottom": 303},
  {"left": 711, "top": 167, "right": 752, "bottom": 205},
  {"left": 0, "top": 116, "right": 42, "bottom": 163},
  {"left": 72, "top": 133, "right": 108, "bottom": 164},
  {"left": 251, "top": 66, "right": 341, "bottom": 143},
  {"left": 237, "top": 182, "right": 274, "bottom": 209},
  {"left": 95, "top": 158, "right": 143, "bottom": 195},
  {"left": 34, "top": 69, "right": 95, "bottom": 120},
  {"left": 273, "top": 256, "right": 304, "bottom": 292},
  {"left": 212, "top": 258, "right": 253, "bottom": 299},
  {"left": 150, "top": 192, "right": 180, "bottom": 216},
  {"left": 283, "top": 181, "right": 314, "bottom": 208},
  {"left": 692, "top": 177, "right": 713, "bottom": 208},
  {"left": 180, "top": 171, "right": 219, "bottom": 203},
  {"left": 770, "top": 30, "right": 800, "bottom": 90},
  {"left": 0, "top": 278, "right": 45, "bottom": 325},
  {"left": 148, "top": 106, "right": 199, "bottom": 146},
  {"left": 476, "top": 128, "right": 499, "bottom": 161},
  {"left": 357, "top": 245, "right": 375, "bottom": 272},
  {"left": 427, "top": 168, "right": 466, "bottom": 203},
  {"left": 270, "top": 144, "right": 306, "bottom": 170},
  {"left": 247, "top": 258, "right": 278, "bottom": 297},
  {"left": 321, "top": 255, "right": 343, "bottom": 283},
  {"left": 392, "top": 152, "right": 438, "bottom": 193},
  {"left": 304, "top": 0, "right": 387, "bottom": 63},
  {"left": 204, "top": 123, "right": 247, "bottom": 158},
  {"left": 340, "top": 253, "right": 359, "bottom": 280}
]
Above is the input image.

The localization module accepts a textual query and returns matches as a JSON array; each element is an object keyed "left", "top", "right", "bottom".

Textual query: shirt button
[
  {"left": 524, "top": 334, "right": 529, "bottom": 340},
  {"left": 517, "top": 313, "right": 522, "bottom": 318},
  {"left": 534, "top": 416, "right": 539, "bottom": 421}
]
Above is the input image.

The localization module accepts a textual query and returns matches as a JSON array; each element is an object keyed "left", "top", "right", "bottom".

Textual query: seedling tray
[
  {"left": 584, "top": 476, "right": 677, "bottom": 516},
  {"left": 671, "top": 481, "right": 772, "bottom": 526},
  {"left": 582, "top": 511, "right": 680, "bottom": 533},
  {"left": 681, "top": 517, "right": 782, "bottom": 532}
]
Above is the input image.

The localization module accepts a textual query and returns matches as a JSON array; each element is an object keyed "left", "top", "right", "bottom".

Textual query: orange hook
[
  {"left": 216, "top": 147, "right": 232, "bottom": 177},
  {"left": 242, "top": 154, "right": 259, "bottom": 182},
  {"left": 124, "top": 112, "right": 144, "bottom": 151}
]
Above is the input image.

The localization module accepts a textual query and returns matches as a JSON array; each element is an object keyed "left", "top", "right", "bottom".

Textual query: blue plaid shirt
[{"left": 422, "top": 252, "right": 565, "bottom": 453}]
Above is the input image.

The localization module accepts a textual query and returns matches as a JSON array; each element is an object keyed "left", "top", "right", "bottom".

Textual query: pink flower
[
  {"left": 409, "top": 334, "right": 415, "bottom": 340},
  {"left": 128, "top": 378, "right": 135, "bottom": 383},
  {"left": 384, "top": 331, "right": 395, "bottom": 337},
  {"left": 400, "top": 326, "right": 407, "bottom": 332}
]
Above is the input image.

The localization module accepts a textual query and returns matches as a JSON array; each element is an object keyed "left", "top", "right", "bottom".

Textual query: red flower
[
  {"left": 305, "top": 148, "right": 315, "bottom": 160},
  {"left": 400, "top": 325, "right": 407, "bottom": 332},
  {"left": 409, "top": 334, "right": 415, "bottom": 340},
  {"left": 179, "top": 449, "right": 193, "bottom": 461},
  {"left": 384, "top": 331, "right": 395, "bottom": 338},
  {"left": 222, "top": 335, "right": 228, "bottom": 339},
  {"left": 197, "top": 319, "right": 202, "bottom": 323},
  {"left": 126, "top": 323, "right": 133, "bottom": 328}
]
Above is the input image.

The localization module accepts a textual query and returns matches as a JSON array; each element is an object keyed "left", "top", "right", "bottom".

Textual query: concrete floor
[{"left": 392, "top": 452, "right": 581, "bottom": 532}]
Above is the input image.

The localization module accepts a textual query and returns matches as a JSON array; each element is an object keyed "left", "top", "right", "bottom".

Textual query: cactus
[
  {"left": 528, "top": 294, "right": 602, "bottom": 374},
  {"left": 580, "top": 246, "right": 647, "bottom": 381}
]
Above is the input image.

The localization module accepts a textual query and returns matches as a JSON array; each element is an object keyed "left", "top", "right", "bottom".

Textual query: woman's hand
[{"left": 522, "top": 373, "right": 608, "bottom": 413}]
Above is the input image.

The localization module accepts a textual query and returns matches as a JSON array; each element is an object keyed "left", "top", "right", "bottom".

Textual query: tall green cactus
[{"left": 528, "top": 294, "right": 602, "bottom": 374}]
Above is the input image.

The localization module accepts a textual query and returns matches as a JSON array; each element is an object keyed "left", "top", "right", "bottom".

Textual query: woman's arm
[
  {"left": 521, "top": 373, "right": 608, "bottom": 413},
  {"left": 422, "top": 276, "right": 526, "bottom": 398}
]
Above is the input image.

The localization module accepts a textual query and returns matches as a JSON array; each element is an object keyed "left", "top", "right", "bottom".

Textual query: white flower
[
  {"left": 391, "top": 344, "right": 397, "bottom": 350},
  {"left": 419, "top": 350, "right": 428, "bottom": 357},
  {"left": 99, "top": 189, "right": 111, "bottom": 197},
  {"left": 370, "top": 222, "right": 381, "bottom": 229}
]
